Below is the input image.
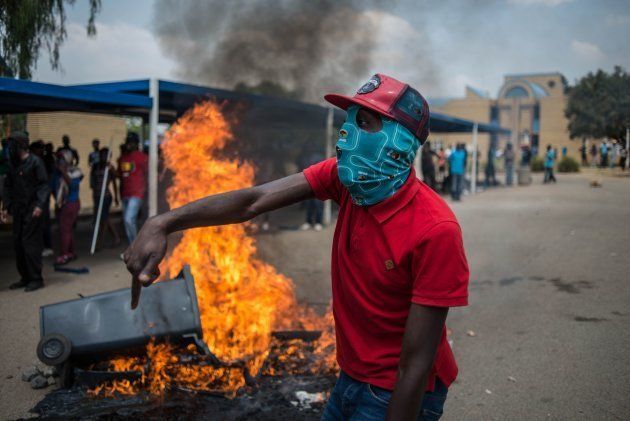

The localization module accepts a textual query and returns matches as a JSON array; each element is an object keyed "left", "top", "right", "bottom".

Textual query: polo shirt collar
[{"left": 367, "top": 168, "right": 420, "bottom": 224}]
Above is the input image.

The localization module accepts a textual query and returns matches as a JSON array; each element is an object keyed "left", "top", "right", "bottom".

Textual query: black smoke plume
[{"left": 153, "top": 0, "right": 388, "bottom": 101}]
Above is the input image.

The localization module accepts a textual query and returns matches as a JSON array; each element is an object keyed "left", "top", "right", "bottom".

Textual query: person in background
[
  {"left": 92, "top": 147, "right": 121, "bottom": 248},
  {"left": 118, "top": 133, "right": 148, "bottom": 244},
  {"left": 2, "top": 131, "right": 50, "bottom": 292},
  {"left": 57, "top": 134, "right": 79, "bottom": 166},
  {"left": 28, "top": 141, "right": 54, "bottom": 257},
  {"left": 41, "top": 143, "right": 56, "bottom": 256},
  {"left": 421, "top": 140, "right": 437, "bottom": 191},
  {"left": 579, "top": 141, "right": 588, "bottom": 166},
  {"left": 449, "top": 143, "right": 466, "bottom": 201},
  {"left": 521, "top": 142, "right": 532, "bottom": 166},
  {"left": 590, "top": 143, "right": 598, "bottom": 167},
  {"left": 600, "top": 141, "right": 608, "bottom": 168},
  {"left": 53, "top": 150, "right": 83, "bottom": 265},
  {"left": 0, "top": 138, "right": 9, "bottom": 202},
  {"left": 436, "top": 146, "right": 446, "bottom": 191},
  {"left": 504, "top": 142, "right": 515, "bottom": 186},
  {"left": 88, "top": 139, "right": 100, "bottom": 168},
  {"left": 484, "top": 146, "right": 497, "bottom": 188},
  {"left": 88, "top": 138, "right": 101, "bottom": 223},
  {"left": 300, "top": 151, "right": 324, "bottom": 231},
  {"left": 610, "top": 140, "right": 618, "bottom": 169},
  {"left": 543, "top": 144, "right": 557, "bottom": 184},
  {"left": 619, "top": 147, "right": 627, "bottom": 171}
]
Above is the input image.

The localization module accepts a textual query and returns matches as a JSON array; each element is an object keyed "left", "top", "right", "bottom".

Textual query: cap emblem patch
[{"left": 357, "top": 74, "right": 381, "bottom": 94}]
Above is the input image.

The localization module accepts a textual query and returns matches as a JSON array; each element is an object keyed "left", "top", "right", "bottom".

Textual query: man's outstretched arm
[{"left": 124, "top": 172, "right": 314, "bottom": 308}]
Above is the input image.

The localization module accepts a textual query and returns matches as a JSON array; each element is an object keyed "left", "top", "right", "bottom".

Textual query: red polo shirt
[{"left": 304, "top": 158, "right": 469, "bottom": 391}]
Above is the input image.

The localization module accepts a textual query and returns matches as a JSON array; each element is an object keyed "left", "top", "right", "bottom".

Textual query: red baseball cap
[{"left": 325, "top": 73, "right": 430, "bottom": 144}]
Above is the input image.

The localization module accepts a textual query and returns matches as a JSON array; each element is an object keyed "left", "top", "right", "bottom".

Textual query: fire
[{"left": 93, "top": 100, "right": 336, "bottom": 397}]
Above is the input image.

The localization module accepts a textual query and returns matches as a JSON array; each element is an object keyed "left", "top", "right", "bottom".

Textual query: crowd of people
[
  {"left": 0, "top": 131, "right": 148, "bottom": 292},
  {"left": 417, "top": 138, "right": 613, "bottom": 200},
  {"left": 580, "top": 139, "right": 628, "bottom": 169}
]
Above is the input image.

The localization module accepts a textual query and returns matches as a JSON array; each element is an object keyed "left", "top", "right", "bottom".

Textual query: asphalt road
[
  {"left": 0, "top": 171, "right": 628, "bottom": 419},
  {"left": 444, "top": 173, "right": 630, "bottom": 420}
]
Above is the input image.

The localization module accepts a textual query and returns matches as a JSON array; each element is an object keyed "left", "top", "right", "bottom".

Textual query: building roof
[
  {"left": 466, "top": 85, "right": 490, "bottom": 98},
  {"left": 504, "top": 71, "right": 563, "bottom": 79}
]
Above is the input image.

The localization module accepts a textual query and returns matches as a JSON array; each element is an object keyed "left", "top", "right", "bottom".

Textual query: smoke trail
[{"left": 153, "top": 0, "right": 389, "bottom": 101}]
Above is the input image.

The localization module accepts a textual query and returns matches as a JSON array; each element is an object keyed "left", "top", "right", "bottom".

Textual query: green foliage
[
  {"left": 531, "top": 155, "right": 545, "bottom": 172},
  {"left": 565, "top": 66, "right": 630, "bottom": 141},
  {"left": 557, "top": 156, "right": 580, "bottom": 173},
  {"left": 0, "top": 0, "right": 101, "bottom": 79}
]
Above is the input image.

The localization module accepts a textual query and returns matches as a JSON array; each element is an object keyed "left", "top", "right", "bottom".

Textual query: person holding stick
[
  {"left": 123, "top": 74, "right": 469, "bottom": 420},
  {"left": 91, "top": 147, "right": 120, "bottom": 249}
]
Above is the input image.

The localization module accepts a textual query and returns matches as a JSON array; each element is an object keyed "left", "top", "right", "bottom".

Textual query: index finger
[{"left": 131, "top": 275, "right": 142, "bottom": 310}]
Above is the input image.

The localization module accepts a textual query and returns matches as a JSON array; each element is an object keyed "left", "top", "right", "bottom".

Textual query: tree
[
  {"left": 0, "top": 0, "right": 101, "bottom": 79},
  {"left": 565, "top": 66, "right": 630, "bottom": 141}
]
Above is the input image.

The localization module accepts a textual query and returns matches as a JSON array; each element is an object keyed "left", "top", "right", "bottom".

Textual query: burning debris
[{"left": 33, "top": 101, "right": 336, "bottom": 418}]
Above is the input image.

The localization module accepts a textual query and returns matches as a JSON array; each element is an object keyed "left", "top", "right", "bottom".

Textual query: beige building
[
  {"left": 26, "top": 112, "right": 127, "bottom": 211},
  {"left": 431, "top": 72, "right": 577, "bottom": 162}
]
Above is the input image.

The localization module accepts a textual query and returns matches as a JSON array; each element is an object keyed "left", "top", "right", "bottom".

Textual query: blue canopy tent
[{"left": 0, "top": 77, "right": 510, "bottom": 218}]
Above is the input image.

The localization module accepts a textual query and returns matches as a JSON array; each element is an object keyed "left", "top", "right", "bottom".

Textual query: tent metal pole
[{"left": 148, "top": 78, "right": 159, "bottom": 217}]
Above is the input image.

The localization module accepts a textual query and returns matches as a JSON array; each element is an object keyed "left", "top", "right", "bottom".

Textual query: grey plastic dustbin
[{"left": 36, "top": 265, "right": 206, "bottom": 369}]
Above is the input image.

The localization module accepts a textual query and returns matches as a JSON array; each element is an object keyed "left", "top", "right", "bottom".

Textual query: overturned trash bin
[{"left": 37, "top": 265, "right": 207, "bottom": 387}]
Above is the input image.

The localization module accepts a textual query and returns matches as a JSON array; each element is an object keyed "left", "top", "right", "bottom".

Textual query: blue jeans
[
  {"left": 451, "top": 174, "right": 464, "bottom": 200},
  {"left": 505, "top": 163, "right": 514, "bottom": 186},
  {"left": 306, "top": 199, "right": 323, "bottom": 225},
  {"left": 122, "top": 197, "right": 143, "bottom": 244},
  {"left": 321, "top": 371, "right": 448, "bottom": 421}
]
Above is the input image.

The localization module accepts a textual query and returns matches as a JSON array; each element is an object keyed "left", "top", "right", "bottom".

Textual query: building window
[
  {"left": 504, "top": 86, "right": 529, "bottom": 99},
  {"left": 532, "top": 104, "right": 540, "bottom": 133},
  {"left": 547, "top": 80, "right": 555, "bottom": 89}
]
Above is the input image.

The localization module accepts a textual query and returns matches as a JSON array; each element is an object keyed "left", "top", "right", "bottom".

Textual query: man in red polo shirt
[{"left": 124, "top": 74, "right": 469, "bottom": 420}]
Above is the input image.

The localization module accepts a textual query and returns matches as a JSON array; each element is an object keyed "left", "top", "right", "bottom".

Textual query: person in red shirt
[
  {"left": 118, "top": 133, "right": 148, "bottom": 244},
  {"left": 123, "top": 74, "right": 469, "bottom": 420}
]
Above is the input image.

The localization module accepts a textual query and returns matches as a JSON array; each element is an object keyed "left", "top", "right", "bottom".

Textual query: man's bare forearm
[
  {"left": 386, "top": 304, "right": 448, "bottom": 421},
  {"left": 124, "top": 172, "right": 315, "bottom": 304},
  {"left": 154, "top": 172, "right": 314, "bottom": 234}
]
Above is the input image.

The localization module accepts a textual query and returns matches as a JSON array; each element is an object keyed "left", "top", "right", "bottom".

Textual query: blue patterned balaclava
[{"left": 336, "top": 105, "right": 420, "bottom": 206}]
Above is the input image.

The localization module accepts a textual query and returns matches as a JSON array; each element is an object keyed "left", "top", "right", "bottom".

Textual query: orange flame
[{"left": 91, "top": 100, "right": 336, "bottom": 397}]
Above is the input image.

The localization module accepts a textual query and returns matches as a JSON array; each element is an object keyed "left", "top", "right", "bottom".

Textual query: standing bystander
[
  {"left": 2, "top": 132, "right": 50, "bottom": 291},
  {"left": 600, "top": 141, "right": 608, "bottom": 168},
  {"left": 92, "top": 147, "right": 120, "bottom": 248},
  {"left": 53, "top": 150, "right": 83, "bottom": 265},
  {"left": 449, "top": 144, "right": 466, "bottom": 201},
  {"left": 421, "top": 140, "right": 437, "bottom": 191},
  {"left": 88, "top": 138, "right": 101, "bottom": 222},
  {"left": 300, "top": 151, "right": 324, "bottom": 231},
  {"left": 57, "top": 135, "right": 79, "bottom": 166},
  {"left": 543, "top": 144, "right": 557, "bottom": 184},
  {"left": 590, "top": 143, "right": 598, "bottom": 166},
  {"left": 118, "top": 133, "right": 148, "bottom": 244}
]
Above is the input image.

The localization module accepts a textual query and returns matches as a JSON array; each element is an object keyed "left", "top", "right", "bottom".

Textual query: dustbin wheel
[{"left": 37, "top": 333, "right": 72, "bottom": 366}]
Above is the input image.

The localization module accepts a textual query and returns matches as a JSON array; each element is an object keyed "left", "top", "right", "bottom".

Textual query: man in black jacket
[{"left": 1, "top": 131, "right": 50, "bottom": 292}]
